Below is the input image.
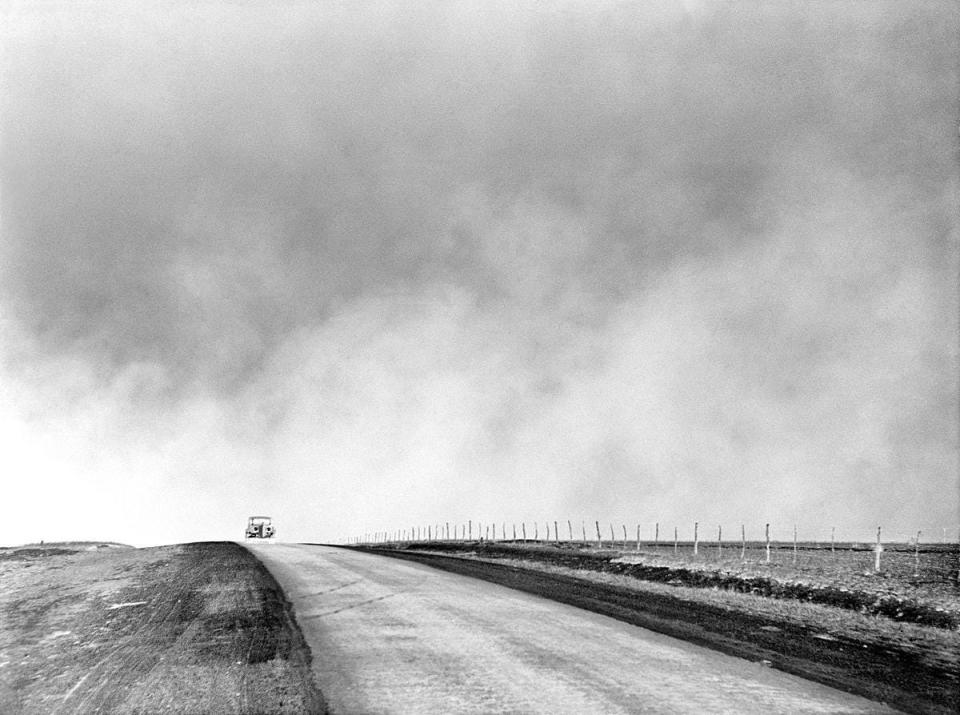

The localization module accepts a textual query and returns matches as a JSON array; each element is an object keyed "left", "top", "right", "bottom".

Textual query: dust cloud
[{"left": 1, "top": 1, "right": 957, "bottom": 545}]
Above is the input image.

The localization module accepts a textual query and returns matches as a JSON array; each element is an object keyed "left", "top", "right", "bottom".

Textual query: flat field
[{"left": 381, "top": 539, "right": 960, "bottom": 621}]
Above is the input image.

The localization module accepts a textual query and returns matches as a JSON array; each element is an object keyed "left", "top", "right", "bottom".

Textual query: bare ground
[{"left": 0, "top": 542, "right": 325, "bottom": 714}]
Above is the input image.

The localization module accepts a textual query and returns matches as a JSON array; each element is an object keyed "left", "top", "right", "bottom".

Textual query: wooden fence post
[
  {"left": 582, "top": 521, "right": 587, "bottom": 543},
  {"left": 513, "top": 523, "right": 517, "bottom": 540},
  {"left": 610, "top": 523, "right": 615, "bottom": 543},
  {"left": 534, "top": 522, "right": 538, "bottom": 540},
  {"left": 655, "top": 522, "right": 659, "bottom": 549},
  {"left": 740, "top": 524, "right": 746, "bottom": 560},
  {"left": 469, "top": 520, "right": 472, "bottom": 540},
  {"left": 693, "top": 521, "right": 699, "bottom": 556},
  {"left": 717, "top": 525, "right": 722, "bottom": 558},
  {"left": 636, "top": 524, "right": 641, "bottom": 552},
  {"left": 831, "top": 526, "right": 835, "bottom": 553},
  {"left": 568, "top": 520, "right": 573, "bottom": 541},
  {"left": 874, "top": 525, "right": 882, "bottom": 572},
  {"left": 595, "top": 521, "right": 602, "bottom": 548},
  {"left": 555, "top": 521, "right": 560, "bottom": 545},
  {"left": 522, "top": 522, "right": 527, "bottom": 541},
  {"left": 765, "top": 523, "right": 771, "bottom": 563},
  {"left": 793, "top": 524, "right": 798, "bottom": 565},
  {"left": 622, "top": 524, "right": 627, "bottom": 550},
  {"left": 674, "top": 526, "right": 678, "bottom": 555}
]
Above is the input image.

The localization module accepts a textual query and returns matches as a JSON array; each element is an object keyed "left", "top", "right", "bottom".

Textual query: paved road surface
[{"left": 246, "top": 543, "right": 893, "bottom": 714}]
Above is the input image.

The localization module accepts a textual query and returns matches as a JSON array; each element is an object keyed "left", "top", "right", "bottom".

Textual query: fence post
[
  {"left": 610, "top": 523, "right": 616, "bottom": 543},
  {"left": 534, "top": 522, "right": 538, "bottom": 540},
  {"left": 522, "top": 522, "right": 527, "bottom": 541},
  {"left": 717, "top": 525, "right": 722, "bottom": 558},
  {"left": 636, "top": 524, "right": 641, "bottom": 552},
  {"left": 513, "top": 523, "right": 517, "bottom": 540},
  {"left": 469, "top": 520, "right": 472, "bottom": 540},
  {"left": 765, "top": 523, "right": 771, "bottom": 563},
  {"left": 831, "top": 526, "right": 835, "bottom": 553},
  {"left": 582, "top": 521, "right": 587, "bottom": 543},
  {"left": 568, "top": 520, "right": 573, "bottom": 541},
  {"left": 793, "top": 524, "right": 798, "bottom": 565},
  {"left": 874, "top": 525, "right": 882, "bottom": 572},
  {"left": 740, "top": 524, "right": 746, "bottom": 560},
  {"left": 693, "top": 522, "right": 699, "bottom": 556},
  {"left": 555, "top": 521, "right": 560, "bottom": 545},
  {"left": 622, "top": 524, "right": 627, "bottom": 550},
  {"left": 655, "top": 522, "right": 659, "bottom": 549},
  {"left": 596, "top": 521, "right": 602, "bottom": 548},
  {"left": 674, "top": 526, "right": 678, "bottom": 555}
]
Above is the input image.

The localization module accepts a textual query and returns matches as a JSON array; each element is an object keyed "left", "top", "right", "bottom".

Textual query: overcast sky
[{"left": 2, "top": 1, "right": 957, "bottom": 546}]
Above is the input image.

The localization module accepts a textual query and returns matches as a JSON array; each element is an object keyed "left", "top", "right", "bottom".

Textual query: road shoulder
[{"left": 0, "top": 542, "right": 326, "bottom": 713}]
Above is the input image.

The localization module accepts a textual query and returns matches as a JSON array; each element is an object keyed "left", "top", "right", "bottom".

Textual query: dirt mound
[{"left": 0, "top": 541, "right": 326, "bottom": 713}]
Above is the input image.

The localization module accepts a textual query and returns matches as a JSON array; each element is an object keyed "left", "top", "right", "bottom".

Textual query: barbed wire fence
[{"left": 346, "top": 520, "right": 960, "bottom": 583}]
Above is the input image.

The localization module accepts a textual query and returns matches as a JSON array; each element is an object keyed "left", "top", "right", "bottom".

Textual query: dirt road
[{"left": 247, "top": 543, "right": 894, "bottom": 714}]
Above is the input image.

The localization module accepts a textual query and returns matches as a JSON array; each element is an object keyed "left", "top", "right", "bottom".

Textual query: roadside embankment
[{"left": 0, "top": 541, "right": 325, "bottom": 714}]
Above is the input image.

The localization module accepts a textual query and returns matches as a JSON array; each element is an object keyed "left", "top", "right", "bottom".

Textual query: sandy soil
[{"left": 0, "top": 542, "right": 325, "bottom": 714}]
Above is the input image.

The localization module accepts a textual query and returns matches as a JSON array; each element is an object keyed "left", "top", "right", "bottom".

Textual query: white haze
[{"left": 1, "top": 1, "right": 957, "bottom": 546}]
